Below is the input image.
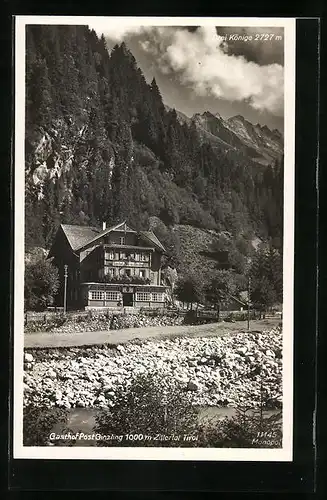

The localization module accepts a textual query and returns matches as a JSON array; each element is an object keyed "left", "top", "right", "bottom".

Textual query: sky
[{"left": 88, "top": 23, "right": 284, "bottom": 132}]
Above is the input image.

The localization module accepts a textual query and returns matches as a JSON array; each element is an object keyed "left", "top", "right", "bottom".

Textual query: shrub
[
  {"left": 23, "top": 376, "right": 282, "bottom": 449},
  {"left": 94, "top": 371, "right": 282, "bottom": 449},
  {"left": 94, "top": 372, "right": 199, "bottom": 447},
  {"left": 24, "top": 258, "right": 60, "bottom": 311},
  {"left": 23, "top": 405, "right": 70, "bottom": 446},
  {"left": 174, "top": 274, "right": 205, "bottom": 308},
  {"left": 199, "top": 407, "right": 282, "bottom": 448},
  {"left": 224, "top": 312, "right": 236, "bottom": 322}
]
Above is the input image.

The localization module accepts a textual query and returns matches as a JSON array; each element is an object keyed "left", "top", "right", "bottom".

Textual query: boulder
[
  {"left": 187, "top": 380, "right": 200, "bottom": 391},
  {"left": 45, "top": 369, "right": 57, "bottom": 379},
  {"left": 22, "top": 326, "right": 282, "bottom": 409},
  {"left": 76, "top": 400, "right": 86, "bottom": 408},
  {"left": 24, "top": 352, "right": 34, "bottom": 363}
]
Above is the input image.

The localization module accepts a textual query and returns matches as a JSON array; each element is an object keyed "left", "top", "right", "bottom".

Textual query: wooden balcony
[{"left": 99, "top": 275, "right": 152, "bottom": 285}]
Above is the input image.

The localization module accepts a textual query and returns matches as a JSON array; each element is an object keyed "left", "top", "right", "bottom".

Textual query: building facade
[{"left": 48, "top": 221, "right": 167, "bottom": 310}]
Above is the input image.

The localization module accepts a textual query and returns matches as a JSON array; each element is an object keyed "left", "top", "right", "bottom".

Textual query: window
[
  {"left": 125, "top": 269, "right": 131, "bottom": 277},
  {"left": 140, "top": 252, "right": 148, "bottom": 261},
  {"left": 119, "top": 236, "right": 125, "bottom": 245},
  {"left": 120, "top": 252, "right": 126, "bottom": 260},
  {"left": 139, "top": 269, "right": 146, "bottom": 278},
  {"left": 106, "top": 251, "right": 115, "bottom": 260},
  {"left": 90, "top": 291, "right": 104, "bottom": 300},
  {"left": 152, "top": 293, "right": 163, "bottom": 302},
  {"left": 106, "top": 291, "right": 119, "bottom": 301},
  {"left": 136, "top": 292, "right": 151, "bottom": 301}
]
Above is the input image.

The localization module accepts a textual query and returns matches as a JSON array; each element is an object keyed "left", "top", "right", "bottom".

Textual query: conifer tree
[
  {"left": 250, "top": 245, "right": 283, "bottom": 314},
  {"left": 24, "top": 24, "right": 284, "bottom": 257}
]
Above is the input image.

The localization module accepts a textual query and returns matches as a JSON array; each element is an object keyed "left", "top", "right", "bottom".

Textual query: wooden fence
[
  {"left": 24, "top": 308, "right": 186, "bottom": 324},
  {"left": 24, "top": 307, "right": 280, "bottom": 325}
]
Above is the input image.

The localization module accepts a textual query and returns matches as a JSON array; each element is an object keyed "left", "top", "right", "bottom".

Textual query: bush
[
  {"left": 199, "top": 407, "right": 282, "bottom": 448},
  {"left": 93, "top": 372, "right": 282, "bottom": 449},
  {"left": 94, "top": 372, "right": 199, "bottom": 447},
  {"left": 25, "top": 314, "right": 68, "bottom": 332},
  {"left": 24, "top": 258, "right": 60, "bottom": 311},
  {"left": 223, "top": 311, "right": 258, "bottom": 322},
  {"left": 23, "top": 405, "right": 69, "bottom": 446},
  {"left": 23, "top": 376, "right": 282, "bottom": 449},
  {"left": 224, "top": 312, "right": 244, "bottom": 322}
]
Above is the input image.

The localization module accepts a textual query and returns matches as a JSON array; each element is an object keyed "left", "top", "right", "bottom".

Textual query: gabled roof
[
  {"left": 57, "top": 222, "right": 166, "bottom": 254},
  {"left": 227, "top": 294, "right": 248, "bottom": 307},
  {"left": 139, "top": 231, "right": 166, "bottom": 252},
  {"left": 61, "top": 224, "right": 100, "bottom": 251},
  {"left": 76, "top": 221, "right": 136, "bottom": 251}
]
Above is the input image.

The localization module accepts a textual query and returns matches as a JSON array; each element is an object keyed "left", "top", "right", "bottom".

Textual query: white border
[{"left": 13, "top": 16, "right": 295, "bottom": 461}]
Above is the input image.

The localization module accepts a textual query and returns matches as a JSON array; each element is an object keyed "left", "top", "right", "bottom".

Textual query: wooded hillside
[{"left": 25, "top": 25, "right": 283, "bottom": 254}]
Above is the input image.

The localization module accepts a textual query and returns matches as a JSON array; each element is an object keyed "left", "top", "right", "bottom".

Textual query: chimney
[{"left": 102, "top": 221, "right": 106, "bottom": 231}]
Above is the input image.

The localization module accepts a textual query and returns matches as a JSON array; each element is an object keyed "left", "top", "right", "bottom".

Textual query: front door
[{"left": 123, "top": 293, "right": 133, "bottom": 307}]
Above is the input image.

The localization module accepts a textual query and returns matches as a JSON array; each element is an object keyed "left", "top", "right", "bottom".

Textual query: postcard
[{"left": 14, "top": 16, "right": 295, "bottom": 461}]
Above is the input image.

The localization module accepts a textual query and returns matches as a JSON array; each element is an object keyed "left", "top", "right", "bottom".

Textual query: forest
[{"left": 24, "top": 25, "right": 284, "bottom": 310}]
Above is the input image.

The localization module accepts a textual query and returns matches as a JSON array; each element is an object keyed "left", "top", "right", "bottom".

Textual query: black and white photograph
[{"left": 14, "top": 16, "right": 295, "bottom": 461}]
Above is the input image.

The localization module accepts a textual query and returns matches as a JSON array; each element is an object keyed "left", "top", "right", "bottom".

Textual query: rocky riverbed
[{"left": 24, "top": 326, "right": 282, "bottom": 410}]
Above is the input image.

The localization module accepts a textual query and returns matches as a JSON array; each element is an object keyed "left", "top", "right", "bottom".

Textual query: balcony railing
[
  {"left": 105, "top": 255, "right": 149, "bottom": 264},
  {"left": 105, "top": 260, "right": 149, "bottom": 267},
  {"left": 99, "top": 275, "right": 151, "bottom": 285}
]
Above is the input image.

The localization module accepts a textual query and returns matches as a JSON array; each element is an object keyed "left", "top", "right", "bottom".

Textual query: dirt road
[{"left": 24, "top": 318, "right": 280, "bottom": 349}]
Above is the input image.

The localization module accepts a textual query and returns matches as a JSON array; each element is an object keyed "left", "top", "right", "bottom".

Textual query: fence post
[
  {"left": 63, "top": 264, "right": 68, "bottom": 314},
  {"left": 247, "top": 276, "right": 251, "bottom": 331}
]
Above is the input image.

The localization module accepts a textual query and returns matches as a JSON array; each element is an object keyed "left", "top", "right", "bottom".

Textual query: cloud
[
  {"left": 216, "top": 27, "right": 284, "bottom": 65},
  {"left": 89, "top": 23, "right": 148, "bottom": 42},
  {"left": 140, "top": 26, "right": 284, "bottom": 116},
  {"left": 90, "top": 24, "right": 284, "bottom": 116}
]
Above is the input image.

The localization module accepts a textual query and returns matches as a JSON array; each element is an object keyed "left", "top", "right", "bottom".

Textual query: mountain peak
[
  {"left": 272, "top": 128, "right": 283, "bottom": 138},
  {"left": 193, "top": 110, "right": 224, "bottom": 122},
  {"left": 202, "top": 111, "right": 216, "bottom": 119},
  {"left": 230, "top": 114, "right": 246, "bottom": 122}
]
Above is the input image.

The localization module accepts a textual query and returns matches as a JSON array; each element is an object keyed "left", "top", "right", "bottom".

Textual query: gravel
[{"left": 23, "top": 327, "right": 282, "bottom": 410}]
